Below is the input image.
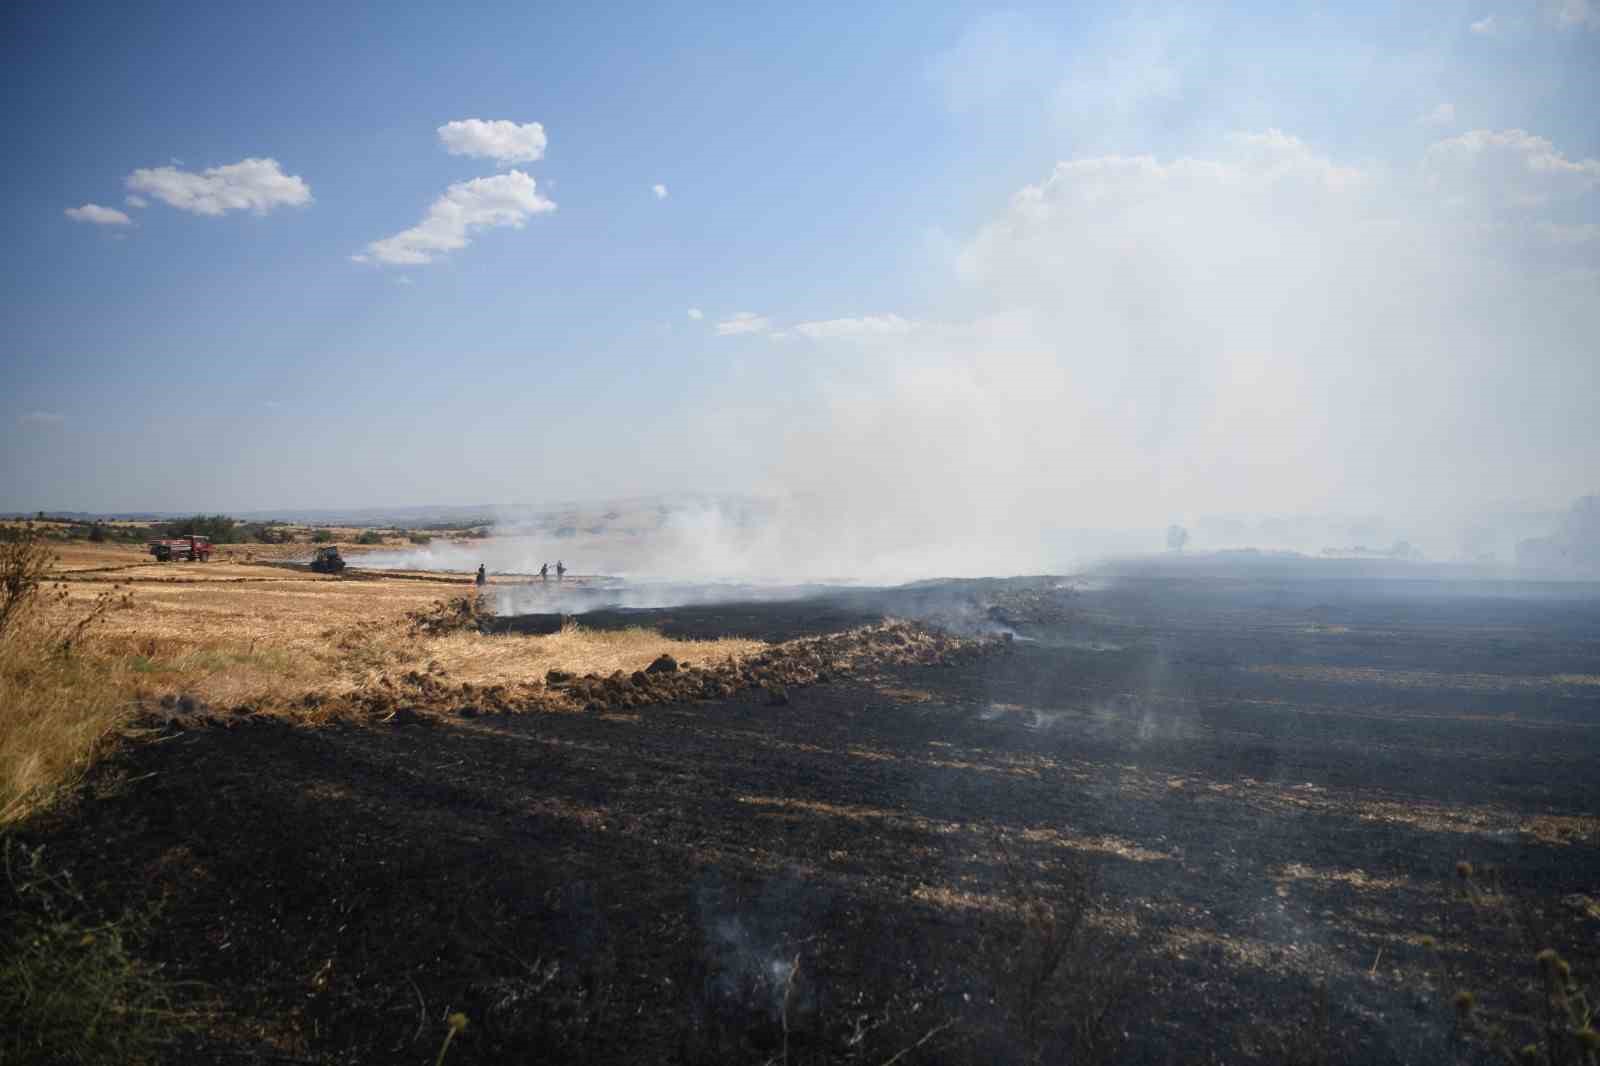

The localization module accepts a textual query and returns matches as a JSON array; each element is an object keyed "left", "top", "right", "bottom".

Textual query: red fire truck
[{"left": 147, "top": 535, "right": 213, "bottom": 562}]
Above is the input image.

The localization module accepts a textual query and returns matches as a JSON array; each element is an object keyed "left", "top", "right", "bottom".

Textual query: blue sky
[{"left": 3, "top": 2, "right": 1597, "bottom": 564}]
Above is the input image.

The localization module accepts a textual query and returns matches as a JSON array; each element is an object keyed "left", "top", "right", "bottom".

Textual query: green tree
[{"left": 163, "top": 515, "right": 239, "bottom": 544}]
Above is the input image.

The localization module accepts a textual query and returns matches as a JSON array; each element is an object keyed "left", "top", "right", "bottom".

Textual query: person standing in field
[
  {"left": 539, "top": 562, "right": 549, "bottom": 580},
  {"left": 475, "top": 564, "right": 486, "bottom": 586},
  {"left": 556, "top": 560, "right": 565, "bottom": 580}
]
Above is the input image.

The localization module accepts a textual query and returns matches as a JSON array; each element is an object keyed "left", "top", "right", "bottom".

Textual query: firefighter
[{"left": 475, "top": 564, "right": 486, "bottom": 586}]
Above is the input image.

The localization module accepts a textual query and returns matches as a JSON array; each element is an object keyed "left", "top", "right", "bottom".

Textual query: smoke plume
[{"left": 707, "top": 125, "right": 1597, "bottom": 578}]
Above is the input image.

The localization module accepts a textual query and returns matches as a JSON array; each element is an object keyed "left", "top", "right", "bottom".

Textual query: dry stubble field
[
  {"left": 46, "top": 542, "right": 764, "bottom": 707},
  {"left": 1, "top": 539, "right": 765, "bottom": 821}
]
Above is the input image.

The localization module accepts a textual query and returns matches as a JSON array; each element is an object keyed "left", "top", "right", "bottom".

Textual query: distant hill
[
  {"left": 2, "top": 511, "right": 183, "bottom": 522},
  {"left": 232, "top": 505, "right": 500, "bottom": 527},
  {"left": 5, "top": 494, "right": 774, "bottom": 532}
]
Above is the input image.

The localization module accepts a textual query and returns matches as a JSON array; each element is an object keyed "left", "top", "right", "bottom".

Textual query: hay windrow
[
  {"left": 407, "top": 592, "right": 488, "bottom": 635},
  {"left": 152, "top": 618, "right": 994, "bottom": 727}
]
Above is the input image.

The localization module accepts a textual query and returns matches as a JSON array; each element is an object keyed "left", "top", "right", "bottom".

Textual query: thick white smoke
[
  {"left": 364, "top": 126, "right": 1593, "bottom": 584},
  {"left": 715, "top": 127, "right": 1599, "bottom": 578}
]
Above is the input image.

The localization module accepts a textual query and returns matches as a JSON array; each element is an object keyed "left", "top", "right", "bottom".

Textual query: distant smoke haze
[{"left": 704, "top": 124, "right": 1598, "bottom": 578}]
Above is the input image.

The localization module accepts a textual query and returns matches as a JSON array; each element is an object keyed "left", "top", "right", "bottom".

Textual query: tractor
[{"left": 310, "top": 546, "right": 346, "bottom": 574}]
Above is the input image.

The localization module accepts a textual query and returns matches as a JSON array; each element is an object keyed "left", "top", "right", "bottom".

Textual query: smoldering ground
[
  {"left": 30, "top": 565, "right": 1598, "bottom": 1063},
  {"left": 479, "top": 576, "right": 1071, "bottom": 643}
]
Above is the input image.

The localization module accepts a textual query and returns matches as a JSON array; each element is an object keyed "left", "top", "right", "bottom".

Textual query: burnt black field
[{"left": 20, "top": 567, "right": 1600, "bottom": 1064}]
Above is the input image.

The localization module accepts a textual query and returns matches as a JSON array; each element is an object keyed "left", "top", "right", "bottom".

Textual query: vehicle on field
[
  {"left": 148, "top": 535, "right": 213, "bottom": 562},
  {"left": 310, "top": 546, "right": 346, "bottom": 573}
]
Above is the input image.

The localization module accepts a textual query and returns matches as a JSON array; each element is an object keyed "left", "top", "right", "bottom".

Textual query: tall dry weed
[
  {"left": 0, "top": 525, "right": 132, "bottom": 825},
  {"left": 0, "top": 523, "right": 54, "bottom": 639},
  {"left": 1444, "top": 864, "right": 1599, "bottom": 1064}
]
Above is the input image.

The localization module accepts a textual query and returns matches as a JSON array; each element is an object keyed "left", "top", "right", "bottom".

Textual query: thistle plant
[{"left": 433, "top": 1011, "right": 469, "bottom": 1066}]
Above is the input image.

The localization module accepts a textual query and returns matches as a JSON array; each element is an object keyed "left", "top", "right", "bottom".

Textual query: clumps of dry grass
[
  {"left": 408, "top": 593, "right": 487, "bottom": 636},
  {"left": 0, "top": 526, "right": 136, "bottom": 825},
  {"left": 317, "top": 618, "right": 987, "bottom": 722},
  {"left": 432, "top": 617, "right": 762, "bottom": 684},
  {"left": 1453, "top": 948, "right": 1597, "bottom": 1064},
  {"left": 530, "top": 619, "right": 979, "bottom": 714},
  {"left": 1439, "top": 864, "right": 1598, "bottom": 1065},
  {"left": 0, "top": 523, "right": 54, "bottom": 636},
  {"left": 300, "top": 616, "right": 766, "bottom": 721}
]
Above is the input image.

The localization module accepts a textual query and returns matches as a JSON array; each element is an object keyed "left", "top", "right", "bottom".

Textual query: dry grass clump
[
  {"left": 1452, "top": 947, "right": 1597, "bottom": 1064},
  {"left": 0, "top": 527, "right": 135, "bottom": 825},
  {"left": 422, "top": 614, "right": 763, "bottom": 684},
  {"left": 409, "top": 593, "right": 488, "bottom": 635},
  {"left": 316, "top": 613, "right": 985, "bottom": 722},
  {"left": 1444, "top": 865, "right": 1599, "bottom": 1065},
  {"left": 538, "top": 619, "right": 982, "bottom": 714}
]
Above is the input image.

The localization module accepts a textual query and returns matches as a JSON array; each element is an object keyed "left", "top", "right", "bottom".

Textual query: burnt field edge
[
  {"left": 478, "top": 574, "right": 1072, "bottom": 643},
  {"left": 6, "top": 571, "right": 1600, "bottom": 1065}
]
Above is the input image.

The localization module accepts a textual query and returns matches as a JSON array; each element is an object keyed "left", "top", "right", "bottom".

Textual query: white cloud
[
  {"left": 714, "top": 311, "right": 771, "bottom": 336},
  {"left": 125, "top": 158, "right": 312, "bottom": 216},
  {"left": 394, "top": 275, "right": 416, "bottom": 286},
  {"left": 437, "top": 119, "right": 547, "bottom": 165},
  {"left": 356, "top": 170, "right": 555, "bottom": 266},
  {"left": 1428, "top": 129, "right": 1600, "bottom": 208},
  {"left": 1554, "top": 0, "right": 1599, "bottom": 27},
  {"left": 1224, "top": 129, "right": 1369, "bottom": 188},
  {"left": 794, "top": 314, "right": 918, "bottom": 340},
  {"left": 687, "top": 308, "right": 704, "bottom": 320},
  {"left": 17, "top": 411, "right": 66, "bottom": 427},
  {"left": 1470, "top": 15, "right": 1498, "bottom": 33},
  {"left": 123, "top": 194, "right": 147, "bottom": 208},
  {"left": 1423, "top": 102, "right": 1457, "bottom": 126},
  {"left": 64, "top": 203, "right": 131, "bottom": 225},
  {"left": 652, "top": 183, "right": 669, "bottom": 199},
  {"left": 964, "top": 131, "right": 1368, "bottom": 288}
]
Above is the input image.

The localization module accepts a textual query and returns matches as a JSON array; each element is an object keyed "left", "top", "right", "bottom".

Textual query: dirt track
[{"left": 17, "top": 573, "right": 1600, "bottom": 1063}]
